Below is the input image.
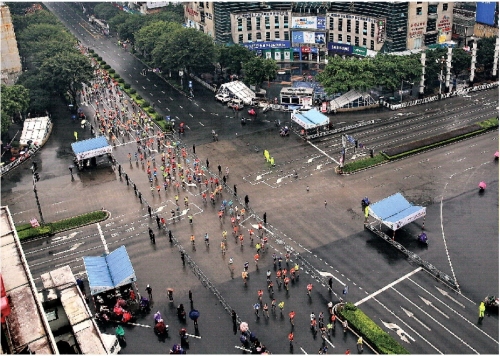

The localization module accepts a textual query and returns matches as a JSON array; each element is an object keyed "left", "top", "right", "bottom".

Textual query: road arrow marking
[
  {"left": 308, "top": 158, "right": 314, "bottom": 163},
  {"left": 201, "top": 108, "right": 206, "bottom": 112},
  {"left": 52, "top": 242, "right": 85, "bottom": 256},
  {"left": 51, "top": 231, "right": 79, "bottom": 242},
  {"left": 435, "top": 286, "right": 465, "bottom": 308},
  {"left": 419, "top": 296, "right": 449, "bottom": 319},
  {"left": 401, "top": 307, "right": 431, "bottom": 331},
  {"left": 381, "top": 320, "right": 415, "bottom": 344}
]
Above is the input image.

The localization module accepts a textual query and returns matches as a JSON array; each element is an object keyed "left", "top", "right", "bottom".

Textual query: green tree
[
  {"left": 423, "top": 48, "right": 447, "bottom": 94},
  {"left": 0, "top": 84, "right": 30, "bottom": 134},
  {"left": 242, "top": 57, "right": 279, "bottom": 87},
  {"left": 451, "top": 48, "right": 472, "bottom": 77},
  {"left": 373, "top": 54, "right": 421, "bottom": 91},
  {"left": 18, "top": 23, "right": 75, "bottom": 60},
  {"left": 317, "top": 56, "right": 376, "bottom": 94},
  {"left": 218, "top": 45, "right": 255, "bottom": 75},
  {"left": 11, "top": 8, "right": 59, "bottom": 32},
  {"left": 149, "top": 5, "right": 185, "bottom": 24},
  {"left": 135, "top": 21, "right": 181, "bottom": 56},
  {"left": 115, "top": 14, "right": 146, "bottom": 43},
  {"left": 152, "top": 27, "right": 216, "bottom": 73},
  {"left": 476, "top": 36, "right": 497, "bottom": 73},
  {"left": 17, "top": 70, "right": 52, "bottom": 114},
  {"left": 39, "top": 51, "right": 94, "bottom": 105},
  {"left": 93, "top": 3, "right": 120, "bottom": 20}
]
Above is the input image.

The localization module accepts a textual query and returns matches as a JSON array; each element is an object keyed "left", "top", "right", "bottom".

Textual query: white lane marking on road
[
  {"left": 407, "top": 279, "right": 498, "bottom": 345},
  {"left": 307, "top": 140, "right": 339, "bottom": 165},
  {"left": 154, "top": 84, "right": 157, "bottom": 87},
  {"left": 146, "top": 78, "right": 150, "bottom": 81},
  {"left": 158, "top": 100, "right": 161, "bottom": 103},
  {"left": 97, "top": 222, "right": 109, "bottom": 254},
  {"left": 355, "top": 267, "right": 422, "bottom": 306},
  {"left": 373, "top": 297, "right": 442, "bottom": 354},
  {"left": 142, "top": 86, "right": 146, "bottom": 89},
  {"left": 51, "top": 231, "right": 79, "bottom": 243},
  {"left": 162, "top": 91, "right": 165, "bottom": 94},
  {"left": 150, "top": 93, "right": 153, "bottom": 96},
  {"left": 52, "top": 242, "right": 85, "bottom": 256},
  {"left": 440, "top": 182, "right": 460, "bottom": 292},
  {"left": 189, "top": 113, "right": 193, "bottom": 117},
  {"left": 169, "top": 97, "right": 174, "bottom": 101},
  {"left": 201, "top": 108, "right": 205, "bottom": 112},
  {"left": 166, "top": 108, "right": 170, "bottom": 111},
  {"left": 194, "top": 102, "right": 199, "bottom": 106},
  {"left": 401, "top": 307, "right": 431, "bottom": 331},
  {"left": 199, "top": 122, "right": 204, "bottom": 126},
  {"left": 179, "top": 105, "right": 183, "bottom": 109},
  {"left": 419, "top": 296, "right": 449, "bottom": 319},
  {"left": 392, "top": 288, "right": 478, "bottom": 354}
]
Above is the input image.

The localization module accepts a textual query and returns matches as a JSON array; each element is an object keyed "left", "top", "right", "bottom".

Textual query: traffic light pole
[{"left": 32, "top": 175, "right": 45, "bottom": 225}]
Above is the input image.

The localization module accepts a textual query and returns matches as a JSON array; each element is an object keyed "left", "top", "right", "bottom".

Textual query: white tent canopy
[
  {"left": 368, "top": 193, "right": 426, "bottom": 231},
  {"left": 216, "top": 81, "right": 256, "bottom": 105}
]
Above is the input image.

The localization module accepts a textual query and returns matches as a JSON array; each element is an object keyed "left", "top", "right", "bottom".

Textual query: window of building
[
  {"left": 442, "top": 3, "right": 448, "bottom": 11},
  {"left": 347, "top": 19, "right": 351, "bottom": 32},
  {"left": 329, "top": 18, "right": 334, "bottom": 30},
  {"left": 355, "top": 36, "right": 359, "bottom": 46},
  {"left": 428, "top": 5, "right": 437, "bottom": 14},
  {"left": 275, "top": 31, "right": 280, "bottom": 39},
  {"left": 329, "top": 33, "right": 334, "bottom": 42},
  {"left": 284, "top": 31, "right": 289, "bottom": 40},
  {"left": 346, "top": 35, "right": 351, "bottom": 44},
  {"left": 238, "top": 34, "right": 243, "bottom": 43},
  {"left": 247, "top": 18, "right": 252, "bottom": 31},
  {"left": 355, "top": 20, "right": 359, "bottom": 34},
  {"left": 338, "top": 18, "right": 343, "bottom": 31},
  {"left": 266, "top": 32, "right": 270, "bottom": 41},
  {"left": 256, "top": 17, "right": 261, "bottom": 30},
  {"left": 275, "top": 16, "right": 280, "bottom": 29},
  {"left": 256, "top": 32, "right": 261, "bottom": 40},
  {"left": 338, "top": 33, "right": 343, "bottom": 42},
  {"left": 205, "top": 2, "right": 209, "bottom": 9},
  {"left": 237, "top": 18, "right": 242, "bottom": 31},
  {"left": 265, "top": 16, "right": 270, "bottom": 29},
  {"left": 371, "top": 23, "right": 375, "bottom": 37},
  {"left": 284, "top": 16, "right": 289, "bottom": 28},
  {"left": 416, "top": 7, "right": 422, "bottom": 15},
  {"left": 248, "top": 33, "right": 252, "bottom": 41},
  {"left": 370, "top": 40, "right": 374, "bottom": 50},
  {"left": 363, "top": 22, "right": 367, "bottom": 34},
  {"left": 363, "top": 37, "right": 366, "bottom": 46}
]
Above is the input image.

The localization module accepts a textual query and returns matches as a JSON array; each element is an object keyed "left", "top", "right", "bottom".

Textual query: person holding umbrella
[{"left": 189, "top": 309, "right": 200, "bottom": 328}]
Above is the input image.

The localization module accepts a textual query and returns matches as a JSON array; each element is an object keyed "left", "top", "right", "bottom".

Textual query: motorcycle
[
  {"left": 484, "top": 296, "right": 499, "bottom": 309},
  {"left": 177, "top": 304, "right": 186, "bottom": 321},
  {"left": 417, "top": 232, "right": 428, "bottom": 245}
]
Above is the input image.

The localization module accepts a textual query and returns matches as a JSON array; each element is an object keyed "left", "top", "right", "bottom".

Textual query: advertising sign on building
[
  {"left": 242, "top": 41, "right": 290, "bottom": 50},
  {"left": 292, "top": 31, "right": 326, "bottom": 44},
  {"left": 437, "top": 15, "right": 452, "bottom": 32},
  {"left": 476, "top": 2, "right": 497, "bottom": 26},
  {"left": 377, "top": 19, "right": 386, "bottom": 43},
  {"left": 409, "top": 21, "right": 426, "bottom": 38},
  {"left": 284, "top": 51, "right": 291, "bottom": 60},
  {"left": 274, "top": 51, "right": 281, "bottom": 60},
  {"left": 327, "top": 42, "right": 353, "bottom": 54},
  {"left": 352, "top": 46, "right": 367, "bottom": 56},
  {"left": 292, "top": 16, "right": 318, "bottom": 29},
  {"left": 317, "top": 16, "right": 326, "bottom": 30}
]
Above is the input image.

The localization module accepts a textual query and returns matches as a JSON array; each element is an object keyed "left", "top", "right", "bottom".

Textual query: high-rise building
[{"left": 1, "top": 3, "right": 22, "bottom": 85}]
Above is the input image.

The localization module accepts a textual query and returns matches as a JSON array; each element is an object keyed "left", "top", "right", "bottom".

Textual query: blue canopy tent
[
  {"left": 368, "top": 193, "right": 426, "bottom": 231},
  {"left": 291, "top": 108, "right": 329, "bottom": 130},
  {"left": 71, "top": 136, "right": 112, "bottom": 162},
  {"left": 83, "top": 245, "right": 136, "bottom": 295}
]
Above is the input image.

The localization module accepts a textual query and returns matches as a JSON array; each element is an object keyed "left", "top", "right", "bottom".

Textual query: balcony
[{"left": 427, "top": 13, "right": 438, "bottom": 20}]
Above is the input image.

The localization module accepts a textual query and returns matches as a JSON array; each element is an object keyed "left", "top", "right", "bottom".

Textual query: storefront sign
[
  {"left": 353, "top": 46, "right": 367, "bottom": 56},
  {"left": 437, "top": 15, "right": 451, "bottom": 32},
  {"left": 327, "top": 13, "right": 379, "bottom": 24},
  {"left": 327, "top": 42, "right": 353, "bottom": 54},
  {"left": 186, "top": 7, "right": 198, "bottom": 17},
  {"left": 301, "top": 46, "right": 311, "bottom": 53},
  {"left": 242, "top": 41, "right": 291, "bottom": 50},
  {"left": 409, "top": 21, "right": 426, "bottom": 38},
  {"left": 292, "top": 31, "right": 326, "bottom": 44},
  {"left": 284, "top": 51, "right": 291, "bottom": 60},
  {"left": 292, "top": 16, "right": 318, "bottom": 29},
  {"left": 236, "top": 11, "right": 288, "bottom": 19}
]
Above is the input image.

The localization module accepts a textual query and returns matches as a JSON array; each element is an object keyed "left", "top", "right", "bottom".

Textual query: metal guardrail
[{"left": 364, "top": 223, "right": 459, "bottom": 291}]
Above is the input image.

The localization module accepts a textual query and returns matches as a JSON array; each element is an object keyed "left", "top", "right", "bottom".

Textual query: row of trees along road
[{"left": 2, "top": 2, "right": 94, "bottom": 137}]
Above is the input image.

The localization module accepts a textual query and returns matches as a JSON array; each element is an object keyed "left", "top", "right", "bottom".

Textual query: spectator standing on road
[
  {"left": 263, "top": 212, "right": 267, "bottom": 224},
  {"left": 206, "top": 159, "right": 209, "bottom": 169},
  {"left": 218, "top": 164, "right": 222, "bottom": 175},
  {"left": 145, "top": 285, "right": 153, "bottom": 300},
  {"left": 192, "top": 144, "right": 195, "bottom": 154}
]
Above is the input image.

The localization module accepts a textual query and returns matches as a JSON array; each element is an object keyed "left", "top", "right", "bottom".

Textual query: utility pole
[{"left": 31, "top": 162, "right": 45, "bottom": 225}]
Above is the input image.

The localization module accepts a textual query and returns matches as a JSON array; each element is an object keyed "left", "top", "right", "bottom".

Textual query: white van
[{"left": 102, "top": 333, "right": 121, "bottom": 354}]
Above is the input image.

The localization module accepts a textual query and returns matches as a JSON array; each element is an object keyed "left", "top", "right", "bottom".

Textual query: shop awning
[
  {"left": 83, "top": 246, "right": 136, "bottom": 295},
  {"left": 368, "top": 193, "right": 426, "bottom": 231},
  {"left": 71, "top": 136, "right": 112, "bottom": 161},
  {"left": 291, "top": 108, "right": 329, "bottom": 130}
]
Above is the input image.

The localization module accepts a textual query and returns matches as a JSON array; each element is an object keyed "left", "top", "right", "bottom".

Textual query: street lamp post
[
  {"left": 31, "top": 163, "right": 45, "bottom": 225},
  {"left": 436, "top": 56, "right": 445, "bottom": 97},
  {"left": 400, "top": 80, "right": 414, "bottom": 104}
]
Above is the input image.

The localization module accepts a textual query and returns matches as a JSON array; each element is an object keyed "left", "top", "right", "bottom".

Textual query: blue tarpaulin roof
[
  {"left": 83, "top": 246, "right": 136, "bottom": 295},
  {"left": 71, "top": 136, "right": 109, "bottom": 154},
  {"left": 368, "top": 193, "right": 426, "bottom": 231},
  {"left": 291, "top": 108, "right": 329, "bottom": 129}
]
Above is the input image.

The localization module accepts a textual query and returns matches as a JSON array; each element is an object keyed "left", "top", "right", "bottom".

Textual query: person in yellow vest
[{"left": 478, "top": 301, "right": 486, "bottom": 323}]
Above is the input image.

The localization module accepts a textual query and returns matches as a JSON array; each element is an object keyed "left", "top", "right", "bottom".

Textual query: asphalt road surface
[{"left": 3, "top": 3, "right": 497, "bottom": 354}]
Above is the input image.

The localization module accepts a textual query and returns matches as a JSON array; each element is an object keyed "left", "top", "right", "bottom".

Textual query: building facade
[
  {"left": 183, "top": 2, "right": 458, "bottom": 63},
  {"left": 1, "top": 3, "right": 22, "bottom": 85}
]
